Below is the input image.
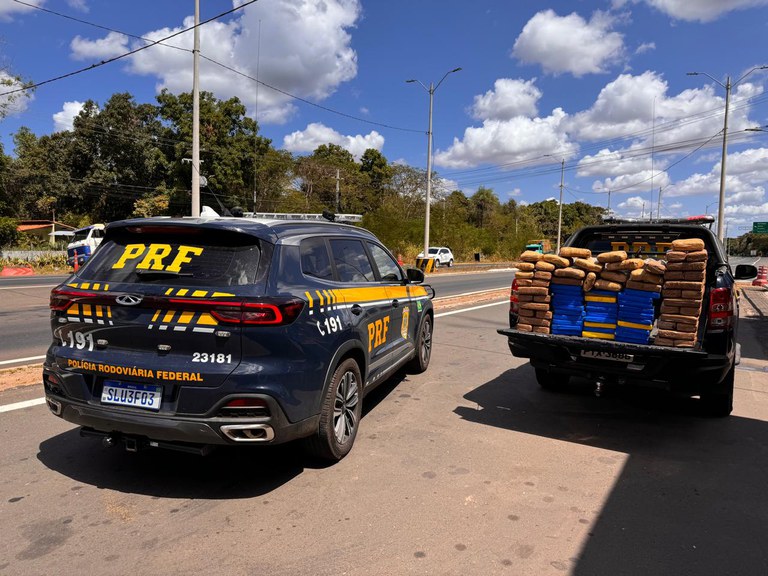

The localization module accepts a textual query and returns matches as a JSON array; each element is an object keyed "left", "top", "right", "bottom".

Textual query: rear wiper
[{"left": 135, "top": 270, "right": 193, "bottom": 279}]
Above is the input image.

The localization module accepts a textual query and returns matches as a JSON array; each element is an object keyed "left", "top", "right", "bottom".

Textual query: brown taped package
[
  {"left": 671, "top": 238, "right": 705, "bottom": 252},
  {"left": 518, "top": 286, "right": 549, "bottom": 296},
  {"left": 644, "top": 259, "right": 666, "bottom": 275},
  {"left": 601, "top": 270, "right": 628, "bottom": 284},
  {"left": 534, "top": 271, "right": 552, "bottom": 281},
  {"left": 542, "top": 254, "right": 570, "bottom": 268},
  {"left": 519, "top": 251, "right": 543, "bottom": 262},
  {"left": 532, "top": 279, "right": 551, "bottom": 287},
  {"left": 535, "top": 260, "right": 556, "bottom": 272},
  {"left": 551, "top": 277, "right": 584, "bottom": 286},
  {"left": 583, "top": 272, "right": 597, "bottom": 291},
  {"left": 593, "top": 279, "right": 622, "bottom": 292},
  {"left": 517, "top": 323, "right": 533, "bottom": 332},
  {"left": 626, "top": 280, "right": 661, "bottom": 292},
  {"left": 559, "top": 247, "right": 592, "bottom": 259},
  {"left": 573, "top": 258, "right": 603, "bottom": 273},
  {"left": 685, "top": 249, "right": 708, "bottom": 262},
  {"left": 519, "top": 302, "right": 551, "bottom": 311},
  {"left": 618, "top": 258, "right": 645, "bottom": 271},
  {"left": 515, "top": 271, "right": 534, "bottom": 279},
  {"left": 596, "top": 250, "right": 628, "bottom": 263},
  {"left": 514, "top": 262, "right": 536, "bottom": 271},
  {"left": 533, "top": 325, "right": 550, "bottom": 334},
  {"left": 554, "top": 267, "right": 586, "bottom": 279},
  {"left": 516, "top": 279, "right": 533, "bottom": 287}
]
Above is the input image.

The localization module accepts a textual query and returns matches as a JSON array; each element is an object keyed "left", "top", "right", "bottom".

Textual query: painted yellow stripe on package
[
  {"left": 617, "top": 320, "right": 653, "bottom": 330},
  {"left": 585, "top": 296, "right": 616, "bottom": 303},
  {"left": 584, "top": 322, "right": 616, "bottom": 329},
  {"left": 582, "top": 331, "right": 615, "bottom": 340}
]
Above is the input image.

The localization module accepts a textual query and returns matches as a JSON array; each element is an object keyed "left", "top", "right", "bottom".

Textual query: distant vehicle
[
  {"left": 66, "top": 224, "right": 105, "bottom": 268},
  {"left": 525, "top": 239, "right": 553, "bottom": 254},
  {"left": 417, "top": 246, "right": 454, "bottom": 268}
]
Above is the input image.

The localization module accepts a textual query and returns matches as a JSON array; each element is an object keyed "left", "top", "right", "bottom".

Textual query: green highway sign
[{"left": 753, "top": 222, "right": 768, "bottom": 234}]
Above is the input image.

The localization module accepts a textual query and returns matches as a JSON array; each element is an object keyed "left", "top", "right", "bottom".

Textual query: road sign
[{"left": 753, "top": 222, "right": 768, "bottom": 234}]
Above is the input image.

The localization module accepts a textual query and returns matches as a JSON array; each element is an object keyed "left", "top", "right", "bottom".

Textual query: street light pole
[
  {"left": 556, "top": 159, "right": 565, "bottom": 253},
  {"left": 687, "top": 66, "right": 768, "bottom": 241},
  {"left": 191, "top": 0, "right": 201, "bottom": 217},
  {"left": 407, "top": 67, "right": 462, "bottom": 258}
]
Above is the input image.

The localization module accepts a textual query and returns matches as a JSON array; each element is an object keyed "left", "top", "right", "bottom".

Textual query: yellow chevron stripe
[
  {"left": 165, "top": 288, "right": 174, "bottom": 296},
  {"left": 162, "top": 310, "right": 175, "bottom": 323},
  {"left": 197, "top": 312, "right": 217, "bottom": 326},
  {"left": 192, "top": 290, "right": 207, "bottom": 297},
  {"left": 178, "top": 311, "right": 194, "bottom": 324},
  {"left": 211, "top": 292, "right": 235, "bottom": 297},
  {"left": 81, "top": 304, "right": 92, "bottom": 316},
  {"left": 177, "top": 288, "right": 189, "bottom": 296},
  {"left": 305, "top": 291, "right": 314, "bottom": 309},
  {"left": 152, "top": 309, "right": 161, "bottom": 322}
]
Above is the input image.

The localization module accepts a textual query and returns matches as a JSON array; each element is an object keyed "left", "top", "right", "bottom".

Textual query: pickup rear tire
[
  {"left": 700, "top": 362, "right": 734, "bottom": 417},
  {"left": 535, "top": 368, "right": 570, "bottom": 391}
]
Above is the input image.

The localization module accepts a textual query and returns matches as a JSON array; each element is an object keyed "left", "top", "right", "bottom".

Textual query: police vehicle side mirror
[
  {"left": 405, "top": 267, "right": 425, "bottom": 284},
  {"left": 734, "top": 264, "right": 757, "bottom": 280}
]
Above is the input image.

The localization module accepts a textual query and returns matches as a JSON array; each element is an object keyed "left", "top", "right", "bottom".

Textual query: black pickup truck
[{"left": 498, "top": 219, "right": 757, "bottom": 416}]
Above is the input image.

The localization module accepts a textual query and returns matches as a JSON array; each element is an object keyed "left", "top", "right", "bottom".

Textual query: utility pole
[
  {"left": 191, "top": 0, "right": 201, "bottom": 217},
  {"left": 556, "top": 159, "right": 564, "bottom": 253},
  {"left": 656, "top": 186, "right": 663, "bottom": 220},
  {"left": 335, "top": 169, "right": 341, "bottom": 212}
]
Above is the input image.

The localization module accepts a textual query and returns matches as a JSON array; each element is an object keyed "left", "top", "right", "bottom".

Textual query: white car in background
[{"left": 418, "top": 246, "right": 454, "bottom": 268}]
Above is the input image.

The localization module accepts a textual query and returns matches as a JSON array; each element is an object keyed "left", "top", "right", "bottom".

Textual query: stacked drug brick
[
  {"left": 656, "top": 238, "right": 708, "bottom": 347},
  {"left": 616, "top": 258, "right": 665, "bottom": 344},
  {"left": 549, "top": 248, "right": 588, "bottom": 336},
  {"left": 514, "top": 250, "right": 553, "bottom": 334}
]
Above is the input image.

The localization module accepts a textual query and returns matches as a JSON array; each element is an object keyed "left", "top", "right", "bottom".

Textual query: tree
[
  {"left": 0, "top": 70, "right": 33, "bottom": 120},
  {"left": 0, "top": 216, "right": 18, "bottom": 247}
]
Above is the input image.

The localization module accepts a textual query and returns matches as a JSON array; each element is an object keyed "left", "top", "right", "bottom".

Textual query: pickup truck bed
[{"left": 499, "top": 220, "right": 756, "bottom": 416}]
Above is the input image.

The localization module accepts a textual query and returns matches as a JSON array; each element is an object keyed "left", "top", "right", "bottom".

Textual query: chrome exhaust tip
[
  {"left": 46, "top": 398, "right": 62, "bottom": 415},
  {"left": 220, "top": 423, "right": 275, "bottom": 442}
]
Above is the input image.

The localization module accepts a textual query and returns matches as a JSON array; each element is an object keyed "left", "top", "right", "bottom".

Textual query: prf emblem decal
[
  {"left": 401, "top": 307, "right": 410, "bottom": 340},
  {"left": 112, "top": 243, "right": 203, "bottom": 272},
  {"left": 368, "top": 315, "right": 390, "bottom": 352}
]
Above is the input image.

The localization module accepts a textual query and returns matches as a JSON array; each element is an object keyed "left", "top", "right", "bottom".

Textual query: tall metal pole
[
  {"left": 716, "top": 75, "right": 731, "bottom": 242},
  {"left": 406, "top": 67, "right": 461, "bottom": 258},
  {"left": 556, "top": 159, "right": 564, "bottom": 253},
  {"left": 191, "top": 0, "right": 201, "bottom": 217},
  {"left": 424, "top": 83, "right": 434, "bottom": 257}
]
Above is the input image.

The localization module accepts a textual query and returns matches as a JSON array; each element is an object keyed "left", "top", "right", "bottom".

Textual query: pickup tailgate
[{"left": 497, "top": 328, "right": 728, "bottom": 387}]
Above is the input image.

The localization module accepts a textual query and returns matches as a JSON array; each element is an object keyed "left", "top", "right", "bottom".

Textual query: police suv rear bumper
[{"left": 44, "top": 391, "right": 319, "bottom": 450}]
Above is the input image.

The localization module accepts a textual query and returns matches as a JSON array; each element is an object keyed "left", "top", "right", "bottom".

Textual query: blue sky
[{"left": 2, "top": 0, "right": 768, "bottom": 233}]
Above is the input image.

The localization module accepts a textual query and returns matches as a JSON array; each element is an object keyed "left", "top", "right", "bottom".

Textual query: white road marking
[
  {"left": 0, "top": 398, "right": 46, "bottom": 413},
  {"left": 436, "top": 300, "right": 508, "bottom": 317},
  {"left": 0, "top": 355, "right": 46, "bottom": 366}
]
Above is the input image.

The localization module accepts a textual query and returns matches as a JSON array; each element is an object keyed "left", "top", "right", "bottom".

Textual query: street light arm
[
  {"left": 687, "top": 71, "right": 725, "bottom": 89},
  {"left": 734, "top": 65, "right": 768, "bottom": 86},
  {"left": 434, "top": 67, "right": 462, "bottom": 92},
  {"left": 405, "top": 79, "right": 429, "bottom": 92}
]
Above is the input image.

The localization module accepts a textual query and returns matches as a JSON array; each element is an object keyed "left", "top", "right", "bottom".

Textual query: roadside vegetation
[{"left": 1, "top": 90, "right": 607, "bottom": 264}]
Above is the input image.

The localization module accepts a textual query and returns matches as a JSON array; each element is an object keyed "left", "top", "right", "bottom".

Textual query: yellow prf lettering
[
  {"left": 367, "top": 316, "right": 391, "bottom": 352},
  {"left": 166, "top": 245, "right": 204, "bottom": 272},
  {"left": 112, "top": 244, "right": 147, "bottom": 269},
  {"left": 136, "top": 244, "right": 172, "bottom": 270}
]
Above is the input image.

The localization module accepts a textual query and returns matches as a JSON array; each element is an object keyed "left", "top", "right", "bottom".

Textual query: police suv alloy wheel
[
  {"left": 407, "top": 315, "right": 432, "bottom": 374},
  {"left": 306, "top": 358, "right": 362, "bottom": 461}
]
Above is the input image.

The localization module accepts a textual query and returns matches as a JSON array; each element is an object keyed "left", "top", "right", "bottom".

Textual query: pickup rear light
[
  {"left": 707, "top": 287, "right": 733, "bottom": 332},
  {"left": 510, "top": 278, "right": 519, "bottom": 314},
  {"left": 168, "top": 297, "right": 305, "bottom": 326}
]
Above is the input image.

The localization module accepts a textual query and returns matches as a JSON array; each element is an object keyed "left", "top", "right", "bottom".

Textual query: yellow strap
[
  {"left": 585, "top": 296, "right": 616, "bottom": 303},
  {"left": 582, "top": 331, "right": 616, "bottom": 340},
  {"left": 617, "top": 320, "right": 653, "bottom": 330},
  {"left": 584, "top": 322, "right": 616, "bottom": 329}
]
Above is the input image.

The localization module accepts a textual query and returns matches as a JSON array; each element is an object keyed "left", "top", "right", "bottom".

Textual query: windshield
[
  {"left": 71, "top": 230, "right": 90, "bottom": 242},
  {"left": 428, "top": 248, "right": 439, "bottom": 255}
]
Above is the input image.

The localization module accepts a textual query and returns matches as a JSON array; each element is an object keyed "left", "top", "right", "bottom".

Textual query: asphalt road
[
  {"left": 0, "top": 270, "right": 515, "bottom": 366},
  {"left": 1, "top": 300, "right": 767, "bottom": 575}
]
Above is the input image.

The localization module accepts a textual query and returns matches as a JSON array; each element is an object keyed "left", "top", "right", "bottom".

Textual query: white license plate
[
  {"left": 580, "top": 350, "right": 634, "bottom": 362},
  {"left": 101, "top": 380, "right": 162, "bottom": 410}
]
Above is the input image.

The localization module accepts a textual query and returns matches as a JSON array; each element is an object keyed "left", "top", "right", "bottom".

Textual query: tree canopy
[{"left": 1, "top": 89, "right": 607, "bottom": 260}]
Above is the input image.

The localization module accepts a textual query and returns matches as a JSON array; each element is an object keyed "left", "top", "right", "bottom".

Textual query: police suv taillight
[{"left": 167, "top": 297, "right": 305, "bottom": 326}]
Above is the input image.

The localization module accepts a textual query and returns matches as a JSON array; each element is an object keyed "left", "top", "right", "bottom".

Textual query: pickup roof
[{"left": 498, "top": 221, "right": 757, "bottom": 416}]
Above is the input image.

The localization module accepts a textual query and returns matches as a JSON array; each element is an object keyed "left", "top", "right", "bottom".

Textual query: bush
[{"left": 0, "top": 217, "right": 18, "bottom": 248}]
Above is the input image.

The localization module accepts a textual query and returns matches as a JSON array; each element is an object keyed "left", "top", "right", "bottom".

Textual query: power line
[{"left": 0, "top": 0, "right": 260, "bottom": 98}]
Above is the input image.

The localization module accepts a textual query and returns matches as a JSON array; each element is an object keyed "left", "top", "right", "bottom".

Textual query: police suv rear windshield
[{"left": 77, "top": 227, "right": 261, "bottom": 287}]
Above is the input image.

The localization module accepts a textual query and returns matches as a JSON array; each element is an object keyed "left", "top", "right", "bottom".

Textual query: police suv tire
[
  {"left": 407, "top": 315, "right": 433, "bottom": 374},
  {"left": 535, "top": 367, "right": 570, "bottom": 390},
  {"left": 700, "top": 362, "right": 734, "bottom": 417},
  {"left": 305, "top": 358, "right": 362, "bottom": 461}
]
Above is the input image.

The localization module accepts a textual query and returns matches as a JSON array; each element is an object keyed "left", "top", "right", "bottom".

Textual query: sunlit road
[{"left": 1, "top": 299, "right": 767, "bottom": 575}]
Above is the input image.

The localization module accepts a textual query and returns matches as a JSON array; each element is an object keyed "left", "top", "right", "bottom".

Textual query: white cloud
[
  {"left": 53, "top": 100, "right": 84, "bottom": 132},
  {"left": 282, "top": 122, "right": 383, "bottom": 160},
  {"left": 0, "top": 0, "right": 41, "bottom": 19},
  {"left": 0, "top": 71, "right": 33, "bottom": 116},
  {"left": 635, "top": 42, "right": 655, "bottom": 54},
  {"left": 637, "top": 0, "right": 768, "bottom": 22},
  {"left": 70, "top": 31, "right": 129, "bottom": 61},
  {"left": 67, "top": 0, "right": 88, "bottom": 12},
  {"left": 470, "top": 78, "right": 541, "bottom": 121},
  {"left": 69, "top": 0, "right": 361, "bottom": 125},
  {"left": 512, "top": 9, "right": 625, "bottom": 77},
  {"left": 434, "top": 108, "right": 577, "bottom": 169}
]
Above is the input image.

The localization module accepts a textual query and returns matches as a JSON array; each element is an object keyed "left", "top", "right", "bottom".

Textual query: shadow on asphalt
[
  {"left": 35, "top": 371, "right": 408, "bottom": 499},
  {"left": 738, "top": 317, "right": 768, "bottom": 364},
  {"left": 455, "top": 364, "right": 768, "bottom": 576}
]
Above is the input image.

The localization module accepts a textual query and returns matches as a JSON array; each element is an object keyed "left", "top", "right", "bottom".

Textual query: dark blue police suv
[{"left": 42, "top": 215, "right": 434, "bottom": 461}]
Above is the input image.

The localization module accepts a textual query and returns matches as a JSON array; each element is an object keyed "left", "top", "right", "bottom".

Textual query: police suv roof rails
[
  {"left": 601, "top": 215, "right": 715, "bottom": 226},
  {"left": 243, "top": 211, "right": 363, "bottom": 223}
]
